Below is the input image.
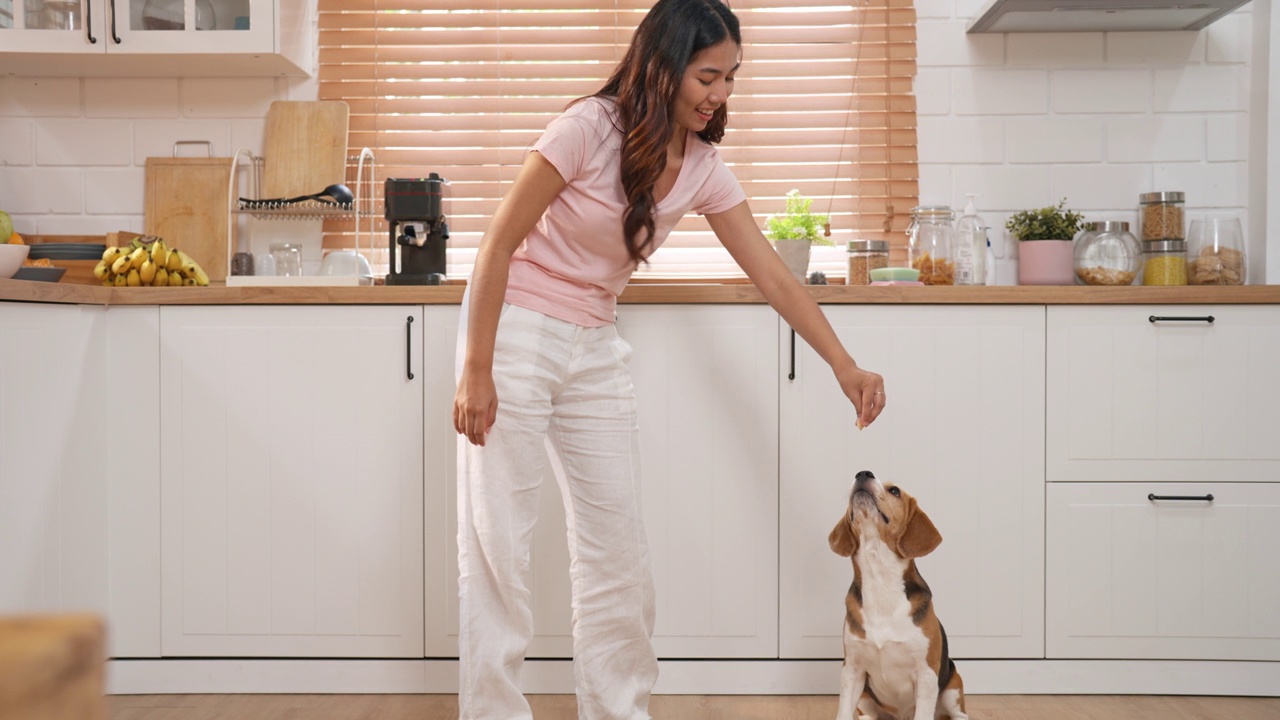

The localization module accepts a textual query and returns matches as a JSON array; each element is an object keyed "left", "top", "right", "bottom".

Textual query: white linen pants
[{"left": 456, "top": 300, "right": 658, "bottom": 720}]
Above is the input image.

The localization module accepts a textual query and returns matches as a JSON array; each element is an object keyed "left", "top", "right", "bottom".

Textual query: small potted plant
[
  {"left": 1006, "top": 198, "right": 1085, "bottom": 285},
  {"left": 765, "top": 189, "right": 832, "bottom": 283}
]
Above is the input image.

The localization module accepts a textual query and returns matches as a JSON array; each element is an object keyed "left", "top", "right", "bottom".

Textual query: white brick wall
[
  {"left": 921, "top": 5, "right": 1262, "bottom": 284},
  {"left": 0, "top": 75, "right": 311, "bottom": 236},
  {"left": 0, "top": 8, "right": 1270, "bottom": 282}
]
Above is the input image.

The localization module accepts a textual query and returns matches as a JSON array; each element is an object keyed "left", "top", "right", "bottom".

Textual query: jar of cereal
[
  {"left": 907, "top": 206, "right": 956, "bottom": 285},
  {"left": 846, "top": 239, "right": 890, "bottom": 285},
  {"left": 1141, "top": 239, "right": 1188, "bottom": 286},
  {"left": 1073, "top": 221, "right": 1140, "bottom": 286},
  {"left": 1139, "top": 191, "right": 1185, "bottom": 241}
]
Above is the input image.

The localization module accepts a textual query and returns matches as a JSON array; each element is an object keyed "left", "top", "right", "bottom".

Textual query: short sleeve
[
  {"left": 693, "top": 153, "right": 747, "bottom": 216},
  {"left": 530, "top": 100, "right": 609, "bottom": 185}
]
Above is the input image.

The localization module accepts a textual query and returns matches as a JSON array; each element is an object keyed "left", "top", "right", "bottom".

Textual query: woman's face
[{"left": 672, "top": 39, "right": 740, "bottom": 134}]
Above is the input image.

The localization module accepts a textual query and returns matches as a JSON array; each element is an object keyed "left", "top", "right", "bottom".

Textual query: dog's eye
[{"left": 888, "top": 486, "right": 901, "bottom": 497}]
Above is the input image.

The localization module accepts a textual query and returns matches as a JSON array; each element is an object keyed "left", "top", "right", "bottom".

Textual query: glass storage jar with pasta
[
  {"left": 1139, "top": 191, "right": 1185, "bottom": 241},
  {"left": 1074, "top": 221, "right": 1140, "bottom": 286},
  {"left": 906, "top": 206, "right": 956, "bottom": 285}
]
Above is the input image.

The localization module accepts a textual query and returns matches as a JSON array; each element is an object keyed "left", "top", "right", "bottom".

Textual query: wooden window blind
[{"left": 317, "top": 0, "right": 917, "bottom": 280}]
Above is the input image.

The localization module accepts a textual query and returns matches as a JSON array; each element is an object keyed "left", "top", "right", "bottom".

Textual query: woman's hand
[
  {"left": 836, "top": 363, "right": 886, "bottom": 429},
  {"left": 454, "top": 366, "right": 499, "bottom": 446}
]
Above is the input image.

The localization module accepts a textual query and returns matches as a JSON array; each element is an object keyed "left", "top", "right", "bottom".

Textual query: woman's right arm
[{"left": 454, "top": 151, "right": 567, "bottom": 446}]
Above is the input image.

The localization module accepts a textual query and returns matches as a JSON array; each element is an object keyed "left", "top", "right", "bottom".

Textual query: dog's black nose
[{"left": 855, "top": 470, "right": 876, "bottom": 483}]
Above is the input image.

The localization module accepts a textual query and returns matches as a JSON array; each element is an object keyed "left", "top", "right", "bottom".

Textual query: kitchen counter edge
[{"left": 4, "top": 280, "right": 1280, "bottom": 305}]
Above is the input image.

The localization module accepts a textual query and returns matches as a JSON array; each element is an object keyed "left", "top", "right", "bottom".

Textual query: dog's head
[{"left": 828, "top": 470, "right": 941, "bottom": 560}]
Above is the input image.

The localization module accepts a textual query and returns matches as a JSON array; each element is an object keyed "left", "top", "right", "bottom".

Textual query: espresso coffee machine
[{"left": 385, "top": 174, "right": 450, "bottom": 285}]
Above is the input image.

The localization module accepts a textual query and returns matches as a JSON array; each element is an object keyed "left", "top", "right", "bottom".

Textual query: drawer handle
[
  {"left": 1149, "top": 315, "right": 1214, "bottom": 324},
  {"left": 405, "top": 315, "right": 415, "bottom": 380},
  {"left": 1148, "top": 493, "right": 1214, "bottom": 503},
  {"left": 110, "top": 0, "right": 122, "bottom": 44}
]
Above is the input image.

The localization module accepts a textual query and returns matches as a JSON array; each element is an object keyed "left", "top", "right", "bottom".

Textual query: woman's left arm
[{"left": 706, "top": 200, "right": 886, "bottom": 427}]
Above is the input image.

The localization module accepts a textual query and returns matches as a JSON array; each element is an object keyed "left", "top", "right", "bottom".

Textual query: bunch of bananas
[{"left": 94, "top": 236, "right": 210, "bottom": 287}]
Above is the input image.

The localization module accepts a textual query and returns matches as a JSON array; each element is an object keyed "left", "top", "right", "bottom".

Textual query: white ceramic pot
[
  {"left": 773, "top": 238, "right": 811, "bottom": 283},
  {"left": 1017, "top": 239, "right": 1075, "bottom": 285}
]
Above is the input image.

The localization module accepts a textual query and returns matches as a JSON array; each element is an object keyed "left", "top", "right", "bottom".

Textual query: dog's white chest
[{"left": 845, "top": 538, "right": 934, "bottom": 711}]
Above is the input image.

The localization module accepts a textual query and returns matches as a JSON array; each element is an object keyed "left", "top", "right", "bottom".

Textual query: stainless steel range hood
[{"left": 967, "top": 0, "right": 1252, "bottom": 33}]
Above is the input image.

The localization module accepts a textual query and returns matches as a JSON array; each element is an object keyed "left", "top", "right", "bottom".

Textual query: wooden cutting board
[
  {"left": 261, "top": 101, "right": 350, "bottom": 199},
  {"left": 144, "top": 156, "right": 233, "bottom": 284}
]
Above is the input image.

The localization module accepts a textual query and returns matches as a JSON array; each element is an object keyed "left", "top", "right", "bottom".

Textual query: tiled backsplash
[{"left": 0, "top": 6, "right": 1270, "bottom": 283}]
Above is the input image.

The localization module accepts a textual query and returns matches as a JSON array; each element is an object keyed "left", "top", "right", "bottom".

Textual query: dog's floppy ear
[
  {"left": 829, "top": 513, "right": 858, "bottom": 557},
  {"left": 897, "top": 497, "right": 942, "bottom": 558}
]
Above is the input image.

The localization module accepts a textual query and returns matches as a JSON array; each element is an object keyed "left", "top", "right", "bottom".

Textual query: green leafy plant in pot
[
  {"left": 765, "top": 189, "right": 833, "bottom": 283},
  {"left": 1006, "top": 198, "right": 1084, "bottom": 285}
]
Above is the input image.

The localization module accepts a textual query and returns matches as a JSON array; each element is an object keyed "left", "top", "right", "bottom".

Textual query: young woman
[{"left": 452, "top": 0, "right": 887, "bottom": 717}]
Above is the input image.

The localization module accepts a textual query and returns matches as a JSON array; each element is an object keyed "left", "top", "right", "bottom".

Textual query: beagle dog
[{"left": 828, "top": 470, "right": 967, "bottom": 720}]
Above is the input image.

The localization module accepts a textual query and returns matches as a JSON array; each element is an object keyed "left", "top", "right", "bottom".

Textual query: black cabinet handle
[
  {"left": 1149, "top": 315, "right": 1214, "bottom": 324},
  {"left": 86, "top": 0, "right": 97, "bottom": 44},
  {"left": 110, "top": 0, "right": 121, "bottom": 43},
  {"left": 405, "top": 316, "right": 415, "bottom": 380},
  {"left": 1148, "top": 493, "right": 1214, "bottom": 503},
  {"left": 788, "top": 328, "right": 796, "bottom": 381}
]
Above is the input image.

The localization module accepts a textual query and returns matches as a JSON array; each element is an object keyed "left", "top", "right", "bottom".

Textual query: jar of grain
[
  {"left": 1139, "top": 191, "right": 1185, "bottom": 241},
  {"left": 846, "top": 239, "right": 890, "bottom": 285},
  {"left": 1073, "top": 221, "right": 1140, "bottom": 286},
  {"left": 906, "top": 206, "right": 956, "bottom": 285},
  {"left": 1141, "top": 239, "right": 1188, "bottom": 286}
]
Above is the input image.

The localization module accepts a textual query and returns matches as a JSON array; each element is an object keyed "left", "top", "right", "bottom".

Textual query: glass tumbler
[
  {"left": 1187, "top": 217, "right": 1246, "bottom": 285},
  {"left": 269, "top": 243, "right": 303, "bottom": 277}
]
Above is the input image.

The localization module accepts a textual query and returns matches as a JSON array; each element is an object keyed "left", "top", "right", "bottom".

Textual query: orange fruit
[{"left": 8, "top": 232, "right": 22, "bottom": 244}]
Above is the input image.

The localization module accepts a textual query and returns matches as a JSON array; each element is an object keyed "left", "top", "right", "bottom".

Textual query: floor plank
[{"left": 106, "top": 694, "right": 1280, "bottom": 720}]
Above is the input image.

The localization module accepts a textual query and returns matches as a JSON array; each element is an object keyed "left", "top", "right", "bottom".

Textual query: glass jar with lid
[
  {"left": 1073, "top": 221, "right": 1140, "bottom": 286},
  {"left": 1141, "top": 239, "right": 1188, "bottom": 286},
  {"left": 846, "top": 239, "right": 890, "bottom": 286},
  {"left": 906, "top": 205, "right": 956, "bottom": 285},
  {"left": 1139, "top": 191, "right": 1185, "bottom": 241}
]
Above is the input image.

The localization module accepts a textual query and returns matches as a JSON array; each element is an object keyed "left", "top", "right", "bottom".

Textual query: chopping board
[
  {"left": 261, "top": 101, "right": 350, "bottom": 199},
  {"left": 144, "top": 156, "right": 233, "bottom": 284}
]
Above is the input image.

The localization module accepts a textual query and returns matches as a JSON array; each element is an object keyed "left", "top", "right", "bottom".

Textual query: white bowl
[
  {"left": 0, "top": 244, "right": 31, "bottom": 279},
  {"left": 319, "top": 250, "right": 372, "bottom": 277}
]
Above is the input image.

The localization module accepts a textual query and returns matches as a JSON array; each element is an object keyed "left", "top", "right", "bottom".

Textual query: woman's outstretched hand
[
  {"left": 835, "top": 364, "right": 886, "bottom": 429},
  {"left": 454, "top": 368, "right": 499, "bottom": 446}
]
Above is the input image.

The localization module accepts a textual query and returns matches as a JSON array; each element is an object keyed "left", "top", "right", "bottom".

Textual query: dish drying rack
[{"left": 224, "top": 147, "right": 377, "bottom": 287}]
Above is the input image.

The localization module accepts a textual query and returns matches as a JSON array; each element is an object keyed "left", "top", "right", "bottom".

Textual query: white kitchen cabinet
[
  {"left": 0, "top": 303, "right": 110, "bottom": 615},
  {"left": 779, "top": 305, "right": 1046, "bottom": 659},
  {"left": 158, "top": 305, "right": 424, "bottom": 657},
  {"left": 0, "top": 0, "right": 314, "bottom": 76},
  {"left": 425, "top": 304, "right": 780, "bottom": 659},
  {"left": 1047, "top": 482, "right": 1280, "bottom": 660},
  {"left": 0, "top": 302, "right": 161, "bottom": 658},
  {"left": 1047, "top": 306, "right": 1280, "bottom": 483}
]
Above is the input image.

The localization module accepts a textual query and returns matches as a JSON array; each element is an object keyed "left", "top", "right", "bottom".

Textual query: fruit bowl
[{"left": 0, "top": 243, "right": 31, "bottom": 279}]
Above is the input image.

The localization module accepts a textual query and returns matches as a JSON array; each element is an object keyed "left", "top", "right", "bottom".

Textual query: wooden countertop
[{"left": 4, "top": 278, "right": 1280, "bottom": 305}]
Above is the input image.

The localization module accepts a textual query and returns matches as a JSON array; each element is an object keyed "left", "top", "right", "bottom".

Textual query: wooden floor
[{"left": 106, "top": 693, "right": 1280, "bottom": 720}]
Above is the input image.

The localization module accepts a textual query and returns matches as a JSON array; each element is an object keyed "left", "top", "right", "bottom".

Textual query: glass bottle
[
  {"left": 907, "top": 205, "right": 956, "bottom": 285},
  {"left": 1073, "top": 221, "right": 1140, "bottom": 286}
]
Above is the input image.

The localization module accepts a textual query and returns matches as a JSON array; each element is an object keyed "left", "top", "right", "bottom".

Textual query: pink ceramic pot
[{"left": 1017, "top": 239, "right": 1075, "bottom": 285}]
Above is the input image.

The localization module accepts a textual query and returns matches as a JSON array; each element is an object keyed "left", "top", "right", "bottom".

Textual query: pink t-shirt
[{"left": 505, "top": 97, "right": 746, "bottom": 327}]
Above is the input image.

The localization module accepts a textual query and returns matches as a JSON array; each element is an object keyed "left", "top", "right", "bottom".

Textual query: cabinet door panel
[
  {"left": 1047, "top": 482, "right": 1280, "bottom": 660},
  {"left": 1047, "top": 306, "right": 1280, "bottom": 482},
  {"left": 160, "top": 306, "right": 423, "bottom": 657},
  {"left": 426, "top": 304, "right": 779, "bottom": 658},
  {"left": 780, "top": 305, "right": 1045, "bottom": 659}
]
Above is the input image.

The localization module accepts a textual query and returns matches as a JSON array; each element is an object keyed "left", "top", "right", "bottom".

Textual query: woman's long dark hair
[{"left": 593, "top": 0, "right": 741, "bottom": 264}]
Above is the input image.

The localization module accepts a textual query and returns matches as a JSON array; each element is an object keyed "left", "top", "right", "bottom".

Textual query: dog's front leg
[
  {"left": 834, "top": 657, "right": 866, "bottom": 720},
  {"left": 911, "top": 666, "right": 940, "bottom": 720}
]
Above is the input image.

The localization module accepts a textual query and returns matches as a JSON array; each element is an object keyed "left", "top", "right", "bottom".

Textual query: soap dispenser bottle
[{"left": 955, "top": 194, "right": 986, "bottom": 286}]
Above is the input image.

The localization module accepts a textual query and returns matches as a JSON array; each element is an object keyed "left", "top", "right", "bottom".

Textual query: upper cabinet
[
  {"left": 967, "top": 0, "right": 1252, "bottom": 33},
  {"left": 0, "top": 0, "right": 315, "bottom": 76}
]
